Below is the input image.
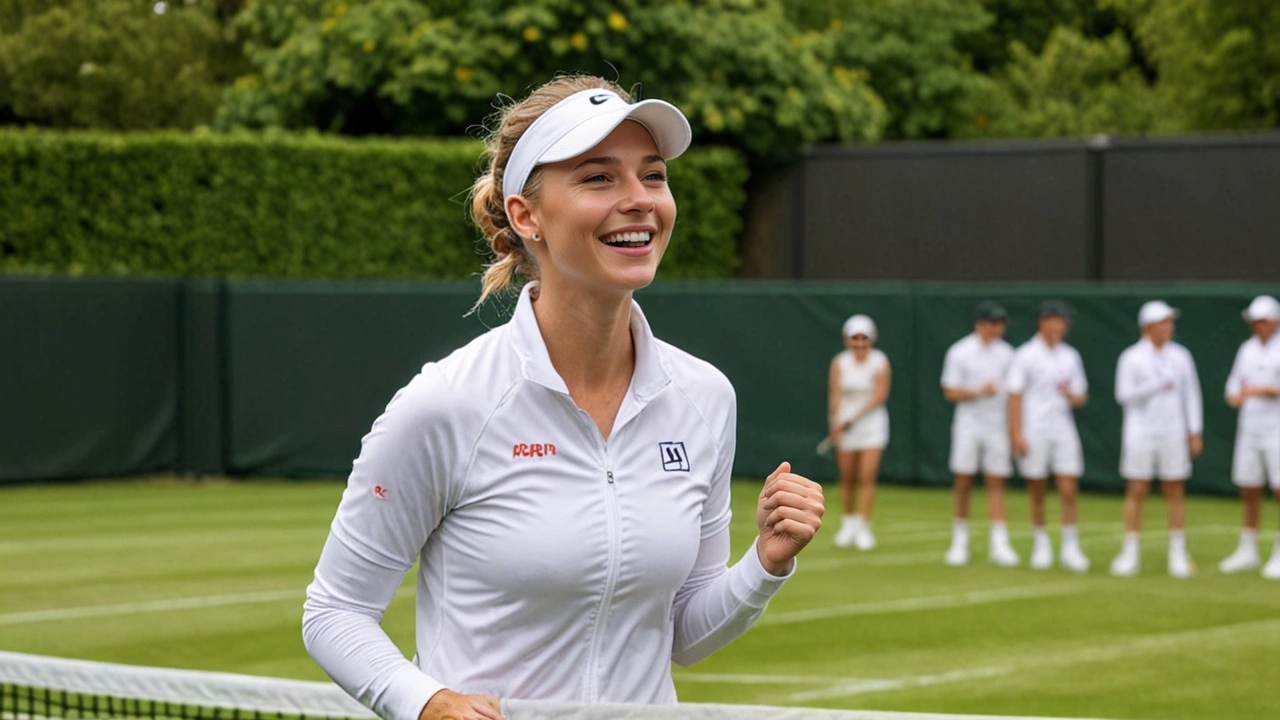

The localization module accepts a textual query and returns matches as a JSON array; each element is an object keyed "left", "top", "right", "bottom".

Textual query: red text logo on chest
[{"left": 513, "top": 443, "right": 557, "bottom": 458}]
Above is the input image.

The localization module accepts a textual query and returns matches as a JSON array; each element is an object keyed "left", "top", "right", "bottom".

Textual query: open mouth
[{"left": 599, "top": 231, "right": 653, "bottom": 249}]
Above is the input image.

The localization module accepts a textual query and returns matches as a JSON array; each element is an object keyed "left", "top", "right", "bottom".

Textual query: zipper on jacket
[{"left": 585, "top": 467, "right": 621, "bottom": 702}]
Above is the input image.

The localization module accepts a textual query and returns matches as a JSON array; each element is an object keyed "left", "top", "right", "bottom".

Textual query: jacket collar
[{"left": 508, "top": 284, "right": 671, "bottom": 400}]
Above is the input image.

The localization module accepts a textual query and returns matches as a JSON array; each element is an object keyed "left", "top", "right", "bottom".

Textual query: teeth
[{"left": 601, "top": 231, "right": 651, "bottom": 245}]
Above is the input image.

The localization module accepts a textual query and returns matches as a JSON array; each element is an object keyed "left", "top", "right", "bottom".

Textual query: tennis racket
[{"left": 815, "top": 436, "right": 833, "bottom": 456}]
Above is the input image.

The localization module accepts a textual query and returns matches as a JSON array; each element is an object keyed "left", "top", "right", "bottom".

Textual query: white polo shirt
[
  {"left": 1225, "top": 334, "right": 1280, "bottom": 433},
  {"left": 1005, "top": 335, "right": 1088, "bottom": 436},
  {"left": 940, "top": 333, "right": 1014, "bottom": 433},
  {"left": 1115, "top": 338, "right": 1203, "bottom": 439},
  {"left": 303, "top": 285, "right": 790, "bottom": 720}
]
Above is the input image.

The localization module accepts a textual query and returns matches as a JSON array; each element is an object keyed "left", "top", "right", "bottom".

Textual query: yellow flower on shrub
[
  {"left": 362, "top": 39, "right": 377, "bottom": 52},
  {"left": 333, "top": 3, "right": 347, "bottom": 18},
  {"left": 523, "top": 26, "right": 541, "bottom": 42},
  {"left": 607, "top": 12, "right": 627, "bottom": 31},
  {"left": 455, "top": 66, "right": 474, "bottom": 82},
  {"left": 570, "top": 32, "right": 588, "bottom": 50}
]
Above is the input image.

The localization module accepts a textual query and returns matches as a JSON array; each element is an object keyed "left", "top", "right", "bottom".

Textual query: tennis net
[{"left": 2, "top": 650, "right": 1097, "bottom": 720}]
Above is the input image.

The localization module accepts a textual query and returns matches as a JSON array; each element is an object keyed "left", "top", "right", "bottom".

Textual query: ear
[{"left": 504, "top": 194, "right": 540, "bottom": 242}]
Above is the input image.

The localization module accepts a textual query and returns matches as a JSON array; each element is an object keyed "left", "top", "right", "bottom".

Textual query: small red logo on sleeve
[
  {"left": 372, "top": 485, "right": 388, "bottom": 499},
  {"left": 512, "top": 443, "right": 557, "bottom": 458}
]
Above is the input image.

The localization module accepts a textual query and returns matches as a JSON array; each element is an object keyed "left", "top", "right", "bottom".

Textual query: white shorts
[
  {"left": 1121, "top": 433, "right": 1191, "bottom": 481},
  {"left": 950, "top": 426, "right": 1011, "bottom": 477},
  {"left": 838, "top": 409, "right": 889, "bottom": 452},
  {"left": 1016, "top": 431, "right": 1083, "bottom": 479},
  {"left": 1232, "top": 430, "right": 1280, "bottom": 490}
]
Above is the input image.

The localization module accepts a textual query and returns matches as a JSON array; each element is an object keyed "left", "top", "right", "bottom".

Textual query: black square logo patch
[{"left": 659, "top": 442, "right": 690, "bottom": 472}]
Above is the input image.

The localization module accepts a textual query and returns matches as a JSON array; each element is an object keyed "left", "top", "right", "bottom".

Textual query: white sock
[
  {"left": 1061, "top": 525, "right": 1079, "bottom": 547},
  {"left": 990, "top": 521, "right": 1009, "bottom": 546},
  {"left": 1239, "top": 529, "right": 1259, "bottom": 553},
  {"left": 1272, "top": 531, "right": 1280, "bottom": 551},
  {"left": 1123, "top": 532, "right": 1141, "bottom": 556},
  {"left": 1169, "top": 530, "right": 1186, "bottom": 555},
  {"left": 1033, "top": 526, "right": 1050, "bottom": 545},
  {"left": 953, "top": 519, "right": 969, "bottom": 543},
  {"left": 843, "top": 514, "right": 858, "bottom": 528},
  {"left": 855, "top": 514, "right": 869, "bottom": 529}
]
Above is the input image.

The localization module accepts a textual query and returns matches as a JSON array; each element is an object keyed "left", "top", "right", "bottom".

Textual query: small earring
[{"left": 531, "top": 233, "right": 540, "bottom": 242}]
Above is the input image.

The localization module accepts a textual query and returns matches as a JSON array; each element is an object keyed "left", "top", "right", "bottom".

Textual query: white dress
[{"left": 834, "top": 349, "right": 890, "bottom": 451}]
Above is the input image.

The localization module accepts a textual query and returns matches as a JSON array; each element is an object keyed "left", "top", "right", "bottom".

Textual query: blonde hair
[{"left": 470, "top": 75, "right": 632, "bottom": 307}]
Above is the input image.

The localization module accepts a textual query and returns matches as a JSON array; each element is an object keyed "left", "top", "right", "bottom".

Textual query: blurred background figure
[
  {"left": 1220, "top": 295, "right": 1280, "bottom": 578},
  {"left": 828, "top": 314, "right": 891, "bottom": 550},
  {"left": 1006, "top": 301, "right": 1090, "bottom": 572},
  {"left": 1109, "top": 301, "right": 1203, "bottom": 578},
  {"left": 941, "top": 301, "right": 1019, "bottom": 567}
]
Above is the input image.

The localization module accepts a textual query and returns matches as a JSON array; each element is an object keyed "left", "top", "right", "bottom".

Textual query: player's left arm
[
  {"left": 1182, "top": 348, "right": 1204, "bottom": 458},
  {"left": 1066, "top": 350, "right": 1089, "bottom": 408}
]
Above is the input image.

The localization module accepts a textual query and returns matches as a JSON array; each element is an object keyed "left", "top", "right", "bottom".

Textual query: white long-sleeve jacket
[
  {"left": 1224, "top": 334, "right": 1280, "bottom": 433},
  {"left": 302, "top": 286, "right": 791, "bottom": 720},
  {"left": 1114, "top": 338, "right": 1203, "bottom": 440}
]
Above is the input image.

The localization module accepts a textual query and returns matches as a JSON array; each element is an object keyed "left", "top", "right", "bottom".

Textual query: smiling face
[
  {"left": 845, "top": 334, "right": 873, "bottom": 358},
  {"left": 517, "top": 120, "right": 676, "bottom": 298}
]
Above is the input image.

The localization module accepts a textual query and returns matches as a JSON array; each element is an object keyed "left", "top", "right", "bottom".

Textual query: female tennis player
[
  {"left": 828, "top": 314, "right": 891, "bottom": 550},
  {"left": 302, "top": 76, "right": 824, "bottom": 720}
]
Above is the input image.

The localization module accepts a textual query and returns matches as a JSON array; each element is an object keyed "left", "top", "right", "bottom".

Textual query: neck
[
  {"left": 530, "top": 281, "right": 636, "bottom": 392},
  {"left": 1148, "top": 336, "right": 1166, "bottom": 349},
  {"left": 1040, "top": 334, "right": 1058, "bottom": 348}
]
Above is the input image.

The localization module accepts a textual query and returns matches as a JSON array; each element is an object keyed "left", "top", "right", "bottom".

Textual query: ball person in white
[
  {"left": 1219, "top": 295, "right": 1280, "bottom": 578},
  {"left": 941, "top": 301, "right": 1019, "bottom": 567},
  {"left": 828, "top": 314, "right": 891, "bottom": 550},
  {"left": 1006, "top": 300, "right": 1090, "bottom": 572},
  {"left": 1108, "top": 300, "right": 1203, "bottom": 578}
]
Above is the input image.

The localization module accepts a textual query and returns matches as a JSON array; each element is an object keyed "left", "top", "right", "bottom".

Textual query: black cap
[
  {"left": 1038, "top": 299, "right": 1073, "bottom": 320},
  {"left": 973, "top": 301, "right": 1008, "bottom": 323}
]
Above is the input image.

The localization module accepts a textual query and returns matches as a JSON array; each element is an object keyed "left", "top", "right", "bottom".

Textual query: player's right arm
[
  {"left": 1005, "top": 350, "right": 1028, "bottom": 455},
  {"left": 827, "top": 357, "right": 844, "bottom": 441},
  {"left": 1225, "top": 345, "right": 1248, "bottom": 408},
  {"left": 940, "top": 344, "right": 990, "bottom": 402},
  {"left": 1114, "top": 348, "right": 1164, "bottom": 406}
]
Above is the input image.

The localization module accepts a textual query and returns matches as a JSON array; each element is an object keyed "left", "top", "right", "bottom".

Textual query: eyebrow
[{"left": 572, "top": 154, "right": 666, "bottom": 171}]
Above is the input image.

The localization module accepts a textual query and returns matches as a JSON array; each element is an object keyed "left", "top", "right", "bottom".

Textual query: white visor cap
[
  {"left": 502, "top": 89, "right": 692, "bottom": 203},
  {"left": 1137, "top": 300, "right": 1178, "bottom": 328},
  {"left": 843, "top": 314, "right": 877, "bottom": 341},
  {"left": 1243, "top": 295, "right": 1280, "bottom": 323}
]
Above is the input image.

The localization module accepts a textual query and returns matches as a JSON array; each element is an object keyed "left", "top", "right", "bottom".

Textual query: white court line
[
  {"left": 0, "top": 589, "right": 303, "bottom": 626},
  {"left": 760, "top": 583, "right": 1080, "bottom": 626},
  {"left": 672, "top": 672, "right": 853, "bottom": 685},
  {"left": 805, "top": 524, "right": 1241, "bottom": 572},
  {"left": 782, "top": 616, "right": 1280, "bottom": 703}
]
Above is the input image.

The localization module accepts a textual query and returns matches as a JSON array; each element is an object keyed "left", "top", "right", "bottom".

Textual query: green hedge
[{"left": 0, "top": 130, "right": 747, "bottom": 279}]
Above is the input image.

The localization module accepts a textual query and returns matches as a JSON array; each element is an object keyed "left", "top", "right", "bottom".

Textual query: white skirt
[{"left": 837, "top": 408, "right": 889, "bottom": 452}]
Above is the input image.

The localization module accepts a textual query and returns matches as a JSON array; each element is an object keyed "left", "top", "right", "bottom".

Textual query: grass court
[{"left": 2, "top": 477, "right": 1277, "bottom": 720}]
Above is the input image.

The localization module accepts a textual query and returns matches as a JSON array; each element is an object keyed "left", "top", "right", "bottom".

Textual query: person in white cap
[
  {"left": 941, "top": 301, "right": 1019, "bottom": 567},
  {"left": 1219, "top": 295, "right": 1280, "bottom": 578},
  {"left": 302, "top": 76, "right": 825, "bottom": 720},
  {"left": 1006, "top": 300, "right": 1090, "bottom": 572},
  {"left": 1108, "top": 301, "right": 1203, "bottom": 578},
  {"left": 828, "top": 314, "right": 891, "bottom": 550}
]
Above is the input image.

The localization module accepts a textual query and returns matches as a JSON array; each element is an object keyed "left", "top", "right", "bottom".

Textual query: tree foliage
[
  {"left": 217, "top": 0, "right": 888, "bottom": 156},
  {"left": 1121, "top": 0, "right": 1280, "bottom": 131},
  {"left": 789, "top": 0, "right": 997, "bottom": 140},
  {"left": 976, "top": 26, "right": 1162, "bottom": 137},
  {"left": 0, "top": 0, "right": 246, "bottom": 130}
]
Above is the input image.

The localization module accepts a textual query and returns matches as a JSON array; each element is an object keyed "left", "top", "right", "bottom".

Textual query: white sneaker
[
  {"left": 1061, "top": 544, "right": 1090, "bottom": 573},
  {"left": 834, "top": 518, "right": 860, "bottom": 549},
  {"left": 945, "top": 542, "right": 969, "bottom": 566},
  {"left": 1218, "top": 547, "right": 1260, "bottom": 574},
  {"left": 854, "top": 523, "right": 877, "bottom": 551},
  {"left": 1110, "top": 550, "right": 1140, "bottom": 577},
  {"left": 1168, "top": 550, "right": 1195, "bottom": 578},
  {"left": 989, "top": 541, "right": 1020, "bottom": 567},
  {"left": 1030, "top": 537, "right": 1053, "bottom": 570},
  {"left": 1262, "top": 552, "right": 1280, "bottom": 580}
]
